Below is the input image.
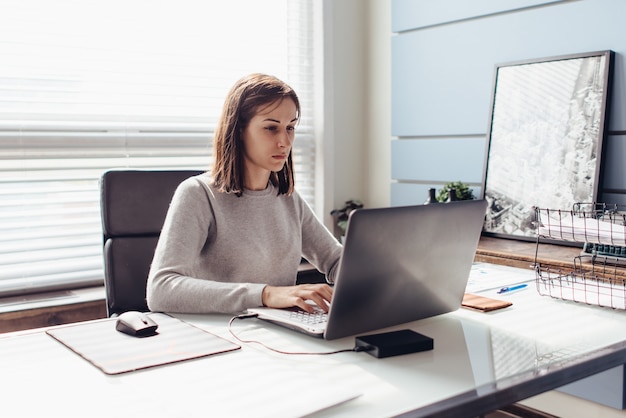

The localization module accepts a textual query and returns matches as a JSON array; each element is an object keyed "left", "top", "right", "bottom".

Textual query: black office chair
[{"left": 100, "top": 169, "right": 204, "bottom": 317}]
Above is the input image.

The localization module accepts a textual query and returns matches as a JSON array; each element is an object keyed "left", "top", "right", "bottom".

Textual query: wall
[
  {"left": 321, "top": 0, "right": 391, "bottom": 228},
  {"left": 364, "top": 0, "right": 392, "bottom": 209},
  {"left": 390, "top": 0, "right": 626, "bottom": 208},
  {"left": 321, "top": 0, "right": 366, "bottom": 226}
]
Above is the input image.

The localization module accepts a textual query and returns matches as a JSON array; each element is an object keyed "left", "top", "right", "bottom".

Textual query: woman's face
[{"left": 242, "top": 98, "right": 297, "bottom": 190}]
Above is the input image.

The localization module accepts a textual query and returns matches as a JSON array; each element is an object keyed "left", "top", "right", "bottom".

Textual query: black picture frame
[{"left": 482, "top": 50, "right": 614, "bottom": 241}]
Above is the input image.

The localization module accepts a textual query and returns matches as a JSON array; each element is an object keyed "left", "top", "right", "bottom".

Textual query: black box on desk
[{"left": 355, "top": 329, "right": 433, "bottom": 358}]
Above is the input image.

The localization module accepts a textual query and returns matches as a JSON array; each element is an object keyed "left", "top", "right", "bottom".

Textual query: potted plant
[
  {"left": 436, "top": 181, "right": 475, "bottom": 202},
  {"left": 330, "top": 199, "right": 363, "bottom": 240}
]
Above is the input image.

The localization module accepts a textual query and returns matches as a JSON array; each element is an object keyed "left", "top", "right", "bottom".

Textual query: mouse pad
[{"left": 46, "top": 313, "right": 240, "bottom": 375}]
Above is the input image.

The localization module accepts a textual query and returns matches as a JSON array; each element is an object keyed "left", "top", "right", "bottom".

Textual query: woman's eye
[{"left": 264, "top": 125, "right": 295, "bottom": 133}]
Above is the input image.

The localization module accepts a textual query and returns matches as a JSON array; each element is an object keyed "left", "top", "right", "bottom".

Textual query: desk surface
[{"left": 3, "top": 263, "right": 626, "bottom": 417}]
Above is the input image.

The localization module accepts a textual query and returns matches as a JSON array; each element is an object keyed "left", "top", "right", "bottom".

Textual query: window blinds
[{"left": 0, "top": 0, "right": 317, "bottom": 297}]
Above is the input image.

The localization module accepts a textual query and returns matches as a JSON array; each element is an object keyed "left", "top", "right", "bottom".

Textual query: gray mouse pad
[{"left": 46, "top": 313, "right": 240, "bottom": 375}]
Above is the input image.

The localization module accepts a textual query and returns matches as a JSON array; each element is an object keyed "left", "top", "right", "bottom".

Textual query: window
[{"left": 0, "top": 0, "right": 318, "bottom": 296}]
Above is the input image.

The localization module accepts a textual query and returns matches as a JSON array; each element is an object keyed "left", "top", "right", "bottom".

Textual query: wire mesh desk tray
[{"left": 533, "top": 203, "right": 626, "bottom": 310}]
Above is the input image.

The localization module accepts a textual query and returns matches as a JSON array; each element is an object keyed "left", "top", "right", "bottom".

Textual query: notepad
[
  {"left": 462, "top": 293, "right": 512, "bottom": 312},
  {"left": 47, "top": 313, "right": 240, "bottom": 374}
]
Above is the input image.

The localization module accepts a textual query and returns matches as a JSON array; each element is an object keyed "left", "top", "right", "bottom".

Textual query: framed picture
[{"left": 482, "top": 50, "right": 614, "bottom": 241}]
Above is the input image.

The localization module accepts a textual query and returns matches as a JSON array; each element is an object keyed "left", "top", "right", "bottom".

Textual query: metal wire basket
[{"left": 533, "top": 203, "right": 626, "bottom": 310}]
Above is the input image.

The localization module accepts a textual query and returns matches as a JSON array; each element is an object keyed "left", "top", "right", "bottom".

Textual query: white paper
[
  {"left": 466, "top": 262, "right": 535, "bottom": 293},
  {"left": 537, "top": 213, "right": 626, "bottom": 245}
]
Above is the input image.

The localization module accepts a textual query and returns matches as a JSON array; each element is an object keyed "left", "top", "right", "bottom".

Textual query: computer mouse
[{"left": 115, "top": 311, "right": 159, "bottom": 337}]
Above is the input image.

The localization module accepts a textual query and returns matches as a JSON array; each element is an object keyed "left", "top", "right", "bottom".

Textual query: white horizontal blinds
[
  {"left": 287, "top": 0, "right": 316, "bottom": 204},
  {"left": 0, "top": 0, "right": 317, "bottom": 296}
]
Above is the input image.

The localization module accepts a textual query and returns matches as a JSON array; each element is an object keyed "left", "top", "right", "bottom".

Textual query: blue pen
[{"left": 497, "top": 283, "right": 528, "bottom": 294}]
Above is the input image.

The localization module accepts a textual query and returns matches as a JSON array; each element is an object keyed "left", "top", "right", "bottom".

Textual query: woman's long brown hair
[{"left": 212, "top": 73, "right": 300, "bottom": 196}]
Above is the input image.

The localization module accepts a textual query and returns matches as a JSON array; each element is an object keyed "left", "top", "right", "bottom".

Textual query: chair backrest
[{"left": 100, "top": 169, "right": 204, "bottom": 317}]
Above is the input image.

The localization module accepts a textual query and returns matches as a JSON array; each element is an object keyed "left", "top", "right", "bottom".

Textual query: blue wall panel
[
  {"left": 391, "top": 0, "right": 565, "bottom": 32},
  {"left": 601, "top": 193, "right": 626, "bottom": 206},
  {"left": 601, "top": 135, "right": 626, "bottom": 191},
  {"left": 391, "top": 137, "right": 485, "bottom": 183},
  {"left": 392, "top": 0, "right": 626, "bottom": 137},
  {"left": 391, "top": 183, "right": 431, "bottom": 206}
]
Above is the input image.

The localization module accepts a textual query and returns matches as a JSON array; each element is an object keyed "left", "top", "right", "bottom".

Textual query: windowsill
[
  {"left": 0, "top": 286, "right": 107, "bottom": 334},
  {"left": 0, "top": 286, "right": 105, "bottom": 314}
]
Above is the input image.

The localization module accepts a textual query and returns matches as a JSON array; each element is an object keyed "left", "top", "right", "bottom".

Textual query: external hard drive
[{"left": 355, "top": 329, "right": 434, "bottom": 358}]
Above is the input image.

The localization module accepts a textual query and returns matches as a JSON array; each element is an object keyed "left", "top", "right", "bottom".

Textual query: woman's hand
[{"left": 262, "top": 283, "right": 333, "bottom": 313}]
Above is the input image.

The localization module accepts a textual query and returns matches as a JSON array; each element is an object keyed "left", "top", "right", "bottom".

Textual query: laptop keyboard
[
  {"left": 288, "top": 308, "right": 328, "bottom": 325},
  {"left": 259, "top": 305, "right": 328, "bottom": 326}
]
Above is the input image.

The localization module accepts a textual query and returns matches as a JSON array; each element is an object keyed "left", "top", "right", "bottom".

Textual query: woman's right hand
[{"left": 261, "top": 283, "right": 333, "bottom": 313}]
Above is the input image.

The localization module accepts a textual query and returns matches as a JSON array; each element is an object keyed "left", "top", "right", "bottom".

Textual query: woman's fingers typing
[{"left": 262, "top": 284, "right": 333, "bottom": 312}]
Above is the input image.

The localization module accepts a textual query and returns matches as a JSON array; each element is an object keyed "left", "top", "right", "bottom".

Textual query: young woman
[{"left": 147, "top": 74, "right": 342, "bottom": 314}]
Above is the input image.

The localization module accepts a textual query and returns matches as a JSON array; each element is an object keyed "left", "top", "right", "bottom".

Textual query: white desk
[{"left": 3, "top": 263, "right": 626, "bottom": 417}]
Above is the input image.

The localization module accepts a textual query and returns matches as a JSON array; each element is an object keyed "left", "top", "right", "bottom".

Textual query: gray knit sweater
[{"left": 146, "top": 173, "right": 343, "bottom": 314}]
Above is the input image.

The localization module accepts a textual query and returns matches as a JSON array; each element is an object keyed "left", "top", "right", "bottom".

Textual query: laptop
[{"left": 247, "top": 199, "right": 488, "bottom": 340}]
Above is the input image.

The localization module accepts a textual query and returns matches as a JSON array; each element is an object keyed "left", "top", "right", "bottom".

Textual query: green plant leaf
[{"left": 436, "top": 181, "right": 475, "bottom": 202}]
